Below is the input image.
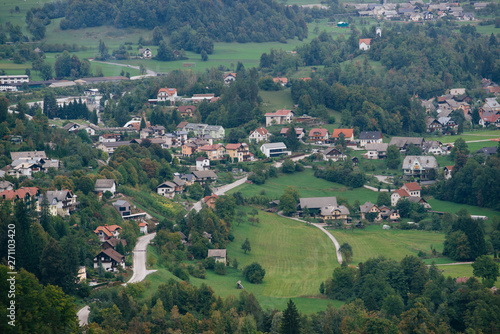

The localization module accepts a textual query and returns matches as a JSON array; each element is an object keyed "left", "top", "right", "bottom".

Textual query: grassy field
[
  {"left": 145, "top": 210, "right": 341, "bottom": 313},
  {"left": 228, "top": 168, "right": 379, "bottom": 204},
  {"left": 329, "top": 225, "right": 446, "bottom": 265},
  {"left": 429, "top": 130, "right": 500, "bottom": 144},
  {"left": 425, "top": 197, "right": 500, "bottom": 222},
  {"left": 260, "top": 89, "right": 296, "bottom": 112}
]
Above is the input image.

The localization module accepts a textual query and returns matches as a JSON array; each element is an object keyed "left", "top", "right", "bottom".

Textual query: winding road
[{"left": 78, "top": 232, "right": 157, "bottom": 326}]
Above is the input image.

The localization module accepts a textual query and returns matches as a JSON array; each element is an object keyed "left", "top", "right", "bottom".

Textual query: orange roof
[
  {"left": 225, "top": 143, "right": 241, "bottom": 150},
  {"left": 299, "top": 77, "right": 311, "bottom": 81},
  {"left": 309, "top": 128, "right": 328, "bottom": 137},
  {"left": 105, "top": 224, "right": 122, "bottom": 232},
  {"left": 224, "top": 73, "right": 236, "bottom": 79},
  {"left": 94, "top": 226, "right": 113, "bottom": 237},
  {"left": 273, "top": 77, "right": 288, "bottom": 84},
  {"left": 331, "top": 129, "right": 354, "bottom": 138},
  {"left": 404, "top": 182, "right": 421, "bottom": 191},
  {"left": 265, "top": 109, "right": 293, "bottom": 116},
  {"left": 0, "top": 187, "right": 39, "bottom": 200},
  {"left": 158, "top": 87, "right": 177, "bottom": 96},
  {"left": 139, "top": 222, "right": 148, "bottom": 227},
  {"left": 445, "top": 165, "right": 454, "bottom": 170},
  {"left": 199, "top": 144, "right": 224, "bottom": 151},
  {"left": 359, "top": 38, "right": 372, "bottom": 45},
  {"left": 204, "top": 194, "right": 219, "bottom": 202},
  {"left": 395, "top": 189, "right": 410, "bottom": 197}
]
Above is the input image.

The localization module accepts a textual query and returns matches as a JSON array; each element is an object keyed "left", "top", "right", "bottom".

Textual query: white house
[
  {"left": 196, "top": 157, "right": 210, "bottom": 171},
  {"left": 207, "top": 249, "right": 227, "bottom": 263},
  {"left": 138, "top": 48, "right": 152, "bottom": 59},
  {"left": 260, "top": 142, "right": 290, "bottom": 158},
  {"left": 265, "top": 109, "right": 294, "bottom": 127},
  {"left": 94, "top": 179, "right": 116, "bottom": 195},
  {"left": 139, "top": 222, "right": 148, "bottom": 234},
  {"left": 359, "top": 38, "right": 372, "bottom": 51},
  {"left": 249, "top": 127, "right": 271, "bottom": 143},
  {"left": 94, "top": 248, "right": 125, "bottom": 272},
  {"left": 157, "top": 87, "right": 178, "bottom": 102},
  {"left": 223, "top": 73, "right": 236, "bottom": 84},
  {"left": 358, "top": 131, "right": 383, "bottom": 147}
]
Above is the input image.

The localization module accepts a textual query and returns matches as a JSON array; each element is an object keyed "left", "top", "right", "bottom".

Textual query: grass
[
  {"left": 425, "top": 197, "right": 500, "bottom": 222},
  {"left": 430, "top": 129, "right": 500, "bottom": 144},
  {"left": 328, "top": 225, "right": 446, "bottom": 265},
  {"left": 144, "top": 210, "right": 341, "bottom": 313},
  {"left": 435, "top": 263, "right": 500, "bottom": 286},
  {"left": 228, "top": 168, "right": 379, "bottom": 204},
  {"left": 260, "top": 89, "right": 295, "bottom": 112}
]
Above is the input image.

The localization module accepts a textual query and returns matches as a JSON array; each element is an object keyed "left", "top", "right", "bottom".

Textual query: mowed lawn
[
  {"left": 228, "top": 168, "right": 378, "bottom": 204},
  {"left": 329, "top": 225, "right": 446, "bottom": 265},
  {"left": 144, "top": 210, "right": 341, "bottom": 313},
  {"left": 425, "top": 197, "right": 500, "bottom": 223}
]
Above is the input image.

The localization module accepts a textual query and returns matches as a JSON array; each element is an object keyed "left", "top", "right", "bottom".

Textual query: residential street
[
  {"left": 192, "top": 176, "right": 248, "bottom": 212},
  {"left": 76, "top": 305, "right": 90, "bottom": 327}
]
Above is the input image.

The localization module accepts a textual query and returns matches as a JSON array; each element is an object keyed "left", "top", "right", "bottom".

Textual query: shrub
[
  {"left": 214, "top": 262, "right": 226, "bottom": 275},
  {"left": 243, "top": 262, "right": 265, "bottom": 284},
  {"left": 173, "top": 265, "right": 190, "bottom": 281}
]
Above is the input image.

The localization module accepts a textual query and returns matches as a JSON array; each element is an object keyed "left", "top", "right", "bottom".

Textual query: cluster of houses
[
  {"left": 0, "top": 151, "right": 59, "bottom": 179},
  {"left": 156, "top": 171, "right": 217, "bottom": 199},
  {"left": 350, "top": 1, "right": 478, "bottom": 21}
]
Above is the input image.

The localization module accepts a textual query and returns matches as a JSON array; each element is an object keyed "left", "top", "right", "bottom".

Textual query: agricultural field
[
  {"left": 259, "top": 89, "right": 296, "bottom": 112},
  {"left": 425, "top": 197, "right": 500, "bottom": 223},
  {"left": 145, "top": 210, "right": 341, "bottom": 313}
]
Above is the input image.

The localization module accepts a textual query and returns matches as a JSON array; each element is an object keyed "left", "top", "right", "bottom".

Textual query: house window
[{"left": 119, "top": 207, "right": 125, "bottom": 211}]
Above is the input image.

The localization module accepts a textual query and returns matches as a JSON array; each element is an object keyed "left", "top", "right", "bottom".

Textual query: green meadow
[{"left": 145, "top": 210, "right": 341, "bottom": 314}]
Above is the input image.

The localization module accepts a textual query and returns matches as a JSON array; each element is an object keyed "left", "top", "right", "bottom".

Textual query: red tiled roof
[
  {"left": 94, "top": 226, "right": 113, "bottom": 237},
  {"left": 359, "top": 38, "right": 372, "bottom": 45},
  {"left": 482, "top": 114, "right": 500, "bottom": 123},
  {"left": 273, "top": 77, "right": 288, "bottom": 84},
  {"left": 0, "top": 187, "right": 39, "bottom": 200},
  {"left": 105, "top": 224, "right": 122, "bottom": 232},
  {"left": 139, "top": 222, "right": 148, "bottom": 227},
  {"left": 204, "top": 194, "right": 219, "bottom": 203},
  {"left": 331, "top": 129, "right": 354, "bottom": 138},
  {"left": 395, "top": 189, "right": 410, "bottom": 197},
  {"left": 265, "top": 109, "right": 293, "bottom": 116},
  {"left": 404, "top": 182, "right": 421, "bottom": 191},
  {"left": 252, "top": 127, "right": 268, "bottom": 136},
  {"left": 177, "top": 121, "right": 189, "bottom": 129},
  {"left": 178, "top": 105, "right": 196, "bottom": 113},
  {"left": 158, "top": 87, "right": 177, "bottom": 96},
  {"left": 224, "top": 73, "right": 236, "bottom": 78},
  {"left": 225, "top": 143, "right": 241, "bottom": 150}
]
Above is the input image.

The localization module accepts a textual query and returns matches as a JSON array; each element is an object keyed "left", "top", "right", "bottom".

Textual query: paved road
[
  {"left": 278, "top": 212, "right": 343, "bottom": 264},
  {"left": 363, "top": 185, "right": 389, "bottom": 192},
  {"left": 89, "top": 59, "right": 158, "bottom": 76},
  {"left": 192, "top": 177, "right": 248, "bottom": 212},
  {"left": 78, "top": 232, "right": 157, "bottom": 326},
  {"left": 77, "top": 305, "right": 90, "bottom": 327},
  {"left": 126, "top": 232, "right": 157, "bottom": 284}
]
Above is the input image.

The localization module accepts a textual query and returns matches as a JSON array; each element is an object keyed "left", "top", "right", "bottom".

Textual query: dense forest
[{"left": 30, "top": 0, "right": 308, "bottom": 43}]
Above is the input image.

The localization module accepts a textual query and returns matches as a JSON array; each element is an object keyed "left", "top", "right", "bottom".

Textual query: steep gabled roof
[
  {"left": 265, "top": 109, "right": 293, "bottom": 116},
  {"left": 359, "top": 38, "right": 372, "bottom": 45},
  {"left": 331, "top": 129, "right": 354, "bottom": 138},
  {"left": 404, "top": 182, "right": 421, "bottom": 191}
]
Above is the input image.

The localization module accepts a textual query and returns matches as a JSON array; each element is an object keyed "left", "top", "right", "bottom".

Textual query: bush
[
  {"left": 203, "top": 257, "right": 216, "bottom": 270},
  {"left": 172, "top": 265, "right": 190, "bottom": 281},
  {"left": 214, "top": 262, "right": 226, "bottom": 275},
  {"left": 188, "top": 264, "right": 206, "bottom": 279},
  {"left": 243, "top": 262, "right": 265, "bottom": 284}
]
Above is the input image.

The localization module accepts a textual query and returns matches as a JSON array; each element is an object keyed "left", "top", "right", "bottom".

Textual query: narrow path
[
  {"left": 191, "top": 177, "right": 248, "bottom": 212},
  {"left": 278, "top": 212, "right": 343, "bottom": 264},
  {"left": 363, "top": 185, "right": 389, "bottom": 192},
  {"left": 89, "top": 59, "right": 158, "bottom": 76},
  {"left": 427, "top": 261, "right": 473, "bottom": 266}
]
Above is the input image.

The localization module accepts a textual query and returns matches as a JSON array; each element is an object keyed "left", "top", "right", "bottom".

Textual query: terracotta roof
[
  {"left": 265, "top": 109, "right": 293, "bottom": 117},
  {"left": 309, "top": 128, "right": 328, "bottom": 137},
  {"left": 482, "top": 114, "right": 500, "bottom": 123},
  {"left": 273, "top": 77, "right": 288, "bottom": 84},
  {"left": 199, "top": 144, "right": 224, "bottom": 151},
  {"left": 224, "top": 73, "right": 236, "bottom": 79},
  {"left": 158, "top": 87, "right": 177, "bottom": 96},
  {"left": 445, "top": 166, "right": 453, "bottom": 170},
  {"left": 0, "top": 187, "right": 39, "bottom": 200},
  {"left": 394, "top": 189, "right": 410, "bottom": 197},
  {"left": 359, "top": 38, "right": 372, "bottom": 45},
  {"left": 178, "top": 105, "right": 196, "bottom": 113},
  {"left": 106, "top": 224, "right": 122, "bottom": 232},
  {"left": 404, "top": 182, "right": 421, "bottom": 191},
  {"left": 204, "top": 194, "right": 219, "bottom": 203},
  {"left": 225, "top": 143, "right": 241, "bottom": 150},
  {"left": 177, "top": 121, "right": 189, "bottom": 129},
  {"left": 139, "top": 222, "right": 148, "bottom": 227},
  {"left": 331, "top": 129, "right": 354, "bottom": 138},
  {"left": 94, "top": 226, "right": 113, "bottom": 238}
]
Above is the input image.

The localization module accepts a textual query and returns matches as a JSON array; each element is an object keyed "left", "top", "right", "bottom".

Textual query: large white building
[
  {"left": 260, "top": 142, "right": 290, "bottom": 158},
  {"left": 0, "top": 75, "right": 29, "bottom": 84}
]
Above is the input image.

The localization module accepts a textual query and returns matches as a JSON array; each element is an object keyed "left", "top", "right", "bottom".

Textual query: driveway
[
  {"left": 191, "top": 176, "right": 248, "bottom": 212},
  {"left": 77, "top": 305, "right": 90, "bottom": 327}
]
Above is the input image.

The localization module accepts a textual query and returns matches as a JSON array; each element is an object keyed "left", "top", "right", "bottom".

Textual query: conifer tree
[{"left": 280, "top": 299, "right": 300, "bottom": 334}]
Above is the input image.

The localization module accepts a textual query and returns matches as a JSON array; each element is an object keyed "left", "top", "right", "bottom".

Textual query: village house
[
  {"left": 99, "top": 133, "right": 121, "bottom": 143},
  {"left": 281, "top": 127, "right": 304, "bottom": 140},
  {"left": 204, "top": 194, "right": 219, "bottom": 210},
  {"left": 138, "top": 47, "right": 152, "bottom": 59},
  {"left": 331, "top": 129, "right": 355, "bottom": 142},
  {"left": 156, "top": 177, "right": 185, "bottom": 199},
  {"left": 298, "top": 197, "right": 338, "bottom": 216},
  {"left": 322, "top": 147, "right": 347, "bottom": 161},
  {"left": 94, "top": 224, "right": 122, "bottom": 242},
  {"left": 192, "top": 170, "right": 218, "bottom": 184},
  {"left": 402, "top": 156, "right": 438, "bottom": 180},
  {"left": 359, "top": 38, "right": 372, "bottom": 50},
  {"left": 479, "top": 112, "right": 500, "bottom": 128},
  {"left": 422, "top": 141, "right": 446, "bottom": 155},
  {"left": 273, "top": 77, "right": 288, "bottom": 86},
  {"left": 101, "top": 238, "right": 127, "bottom": 251},
  {"left": 177, "top": 105, "right": 196, "bottom": 118},
  {"left": 157, "top": 87, "right": 178, "bottom": 103},
  {"left": 181, "top": 123, "right": 225, "bottom": 139},
  {"left": 94, "top": 179, "right": 117, "bottom": 196},
  {"left": 139, "top": 222, "right": 148, "bottom": 234},
  {"left": 265, "top": 109, "right": 294, "bottom": 127},
  {"left": 389, "top": 137, "right": 425, "bottom": 152},
  {"left": 321, "top": 205, "right": 351, "bottom": 223},
  {"left": 94, "top": 248, "right": 125, "bottom": 272},
  {"left": 96, "top": 141, "right": 132, "bottom": 155},
  {"left": 207, "top": 249, "right": 227, "bottom": 263},
  {"left": 0, "top": 187, "right": 39, "bottom": 212},
  {"left": 38, "top": 190, "right": 79, "bottom": 216},
  {"left": 198, "top": 144, "right": 225, "bottom": 160},
  {"left": 444, "top": 166, "right": 453, "bottom": 180},
  {"left": 260, "top": 142, "right": 290, "bottom": 158},
  {"left": 113, "top": 200, "right": 131, "bottom": 217},
  {"left": 359, "top": 202, "right": 381, "bottom": 220},
  {"left": 225, "top": 143, "right": 252, "bottom": 162},
  {"left": 249, "top": 127, "right": 271, "bottom": 143},
  {"left": 358, "top": 131, "right": 383, "bottom": 147},
  {"left": 426, "top": 118, "right": 443, "bottom": 133},
  {"left": 195, "top": 157, "right": 210, "bottom": 171},
  {"left": 140, "top": 125, "right": 166, "bottom": 138},
  {"left": 223, "top": 72, "right": 236, "bottom": 84},
  {"left": 364, "top": 143, "right": 388, "bottom": 159},
  {"left": 402, "top": 182, "right": 421, "bottom": 197},
  {"left": 309, "top": 127, "right": 329, "bottom": 143},
  {"left": 0, "top": 181, "right": 13, "bottom": 192}
]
